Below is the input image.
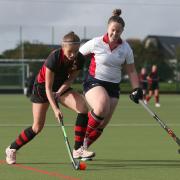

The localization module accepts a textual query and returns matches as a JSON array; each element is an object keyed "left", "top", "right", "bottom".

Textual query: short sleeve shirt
[
  {"left": 37, "top": 48, "right": 85, "bottom": 91},
  {"left": 80, "top": 34, "right": 134, "bottom": 83}
]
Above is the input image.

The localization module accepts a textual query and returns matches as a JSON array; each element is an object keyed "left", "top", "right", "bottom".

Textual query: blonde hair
[{"left": 62, "top": 31, "right": 80, "bottom": 45}]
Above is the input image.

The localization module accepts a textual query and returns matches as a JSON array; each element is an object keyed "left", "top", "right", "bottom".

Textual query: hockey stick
[
  {"left": 57, "top": 116, "right": 80, "bottom": 170},
  {"left": 139, "top": 100, "right": 180, "bottom": 151},
  {"left": 55, "top": 98, "right": 80, "bottom": 170}
]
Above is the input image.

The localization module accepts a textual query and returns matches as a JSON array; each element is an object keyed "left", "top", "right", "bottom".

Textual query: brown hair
[
  {"left": 108, "top": 9, "right": 125, "bottom": 27},
  {"left": 62, "top": 31, "right": 80, "bottom": 44}
]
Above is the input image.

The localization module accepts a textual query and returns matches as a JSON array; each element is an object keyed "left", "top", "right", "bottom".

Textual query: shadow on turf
[
  {"left": 15, "top": 159, "right": 180, "bottom": 171},
  {"left": 87, "top": 159, "right": 180, "bottom": 171}
]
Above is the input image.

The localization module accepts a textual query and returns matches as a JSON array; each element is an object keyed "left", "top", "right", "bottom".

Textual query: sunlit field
[{"left": 0, "top": 94, "right": 180, "bottom": 180}]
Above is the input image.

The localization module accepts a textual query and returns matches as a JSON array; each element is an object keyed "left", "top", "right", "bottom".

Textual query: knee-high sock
[
  {"left": 155, "top": 95, "right": 159, "bottom": 103},
  {"left": 86, "top": 128, "right": 103, "bottom": 148},
  {"left": 74, "top": 113, "right": 88, "bottom": 150},
  {"left": 83, "top": 110, "right": 104, "bottom": 148},
  {"left": 10, "top": 126, "right": 37, "bottom": 150},
  {"left": 85, "top": 110, "right": 104, "bottom": 137},
  {"left": 146, "top": 95, "right": 151, "bottom": 102}
]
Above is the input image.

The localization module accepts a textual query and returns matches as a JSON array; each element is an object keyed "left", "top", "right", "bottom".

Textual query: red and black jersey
[
  {"left": 148, "top": 71, "right": 159, "bottom": 84},
  {"left": 139, "top": 73, "right": 147, "bottom": 83},
  {"left": 36, "top": 48, "right": 85, "bottom": 91},
  {"left": 139, "top": 73, "right": 148, "bottom": 90}
]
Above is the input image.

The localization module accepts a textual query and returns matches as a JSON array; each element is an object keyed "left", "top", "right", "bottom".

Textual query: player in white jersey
[{"left": 79, "top": 9, "right": 143, "bottom": 153}]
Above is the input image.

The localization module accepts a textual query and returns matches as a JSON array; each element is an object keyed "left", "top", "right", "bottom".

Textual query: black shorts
[
  {"left": 30, "top": 82, "right": 73, "bottom": 103},
  {"left": 140, "top": 82, "right": 148, "bottom": 90},
  {"left": 83, "top": 75, "right": 120, "bottom": 98},
  {"left": 149, "top": 82, "right": 159, "bottom": 91}
]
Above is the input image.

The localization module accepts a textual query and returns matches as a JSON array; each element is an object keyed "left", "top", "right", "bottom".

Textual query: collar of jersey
[
  {"left": 103, "top": 33, "right": 122, "bottom": 45},
  {"left": 60, "top": 48, "right": 65, "bottom": 62}
]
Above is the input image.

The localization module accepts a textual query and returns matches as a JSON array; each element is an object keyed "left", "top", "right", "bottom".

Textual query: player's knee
[
  {"left": 93, "top": 104, "right": 110, "bottom": 117},
  {"left": 32, "top": 123, "right": 44, "bottom": 134},
  {"left": 79, "top": 101, "right": 89, "bottom": 113}
]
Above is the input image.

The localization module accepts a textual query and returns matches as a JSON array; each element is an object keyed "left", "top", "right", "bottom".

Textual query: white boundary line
[{"left": 1, "top": 123, "right": 180, "bottom": 127}]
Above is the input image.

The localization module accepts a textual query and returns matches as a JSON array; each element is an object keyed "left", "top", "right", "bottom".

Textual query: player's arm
[
  {"left": 125, "top": 63, "right": 140, "bottom": 89},
  {"left": 79, "top": 39, "right": 94, "bottom": 56},
  {"left": 45, "top": 67, "right": 63, "bottom": 119},
  {"left": 56, "top": 70, "right": 80, "bottom": 96},
  {"left": 147, "top": 75, "right": 153, "bottom": 84},
  {"left": 125, "top": 63, "right": 143, "bottom": 104}
]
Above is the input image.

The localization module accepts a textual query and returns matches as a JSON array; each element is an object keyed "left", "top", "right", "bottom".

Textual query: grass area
[{"left": 0, "top": 94, "right": 180, "bottom": 180}]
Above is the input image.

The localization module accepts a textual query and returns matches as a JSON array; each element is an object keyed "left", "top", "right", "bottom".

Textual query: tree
[
  {"left": 127, "top": 38, "right": 146, "bottom": 72},
  {"left": 127, "top": 38, "right": 174, "bottom": 81},
  {"left": 1, "top": 41, "right": 52, "bottom": 59}
]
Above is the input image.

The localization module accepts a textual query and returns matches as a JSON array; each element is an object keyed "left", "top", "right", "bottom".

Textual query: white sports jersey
[{"left": 80, "top": 34, "right": 134, "bottom": 83}]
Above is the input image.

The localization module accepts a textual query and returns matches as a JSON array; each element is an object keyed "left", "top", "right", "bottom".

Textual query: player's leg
[
  {"left": 84, "top": 86, "right": 110, "bottom": 139},
  {"left": 86, "top": 98, "right": 118, "bottom": 148},
  {"left": 154, "top": 89, "right": 160, "bottom": 107},
  {"left": 146, "top": 89, "right": 153, "bottom": 102},
  {"left": 58, "top": 90, "right": 95, "bottom": 159},
  {"left": 5, "top": 103, "right": 49, "bottom": 164},
  {"left": 143, "top": 89, "right": 148, "bottom": 104}
]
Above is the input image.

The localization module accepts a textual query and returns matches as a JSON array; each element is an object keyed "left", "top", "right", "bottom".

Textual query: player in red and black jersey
[
  {"left": 146, "top": 65, "right": 160, "bottom": 107},
  {"left": 139, "top": 67, "right": 148, "bottom": 101},
  {"left": 5, "top": 32, "right": 95, "bottom": 165}
]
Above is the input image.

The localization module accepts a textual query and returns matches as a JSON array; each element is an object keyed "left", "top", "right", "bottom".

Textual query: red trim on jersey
[
  {"left": 103, "top": 33, "right": 122, "bottom": 44},
  {"left": 37, "top": 65, "right": 46, "bottom": 83},
  {"left": 37, "top": 49, "right": 64, "bottom": 83},
  {"left": 60, "top": 49, "right": 65, "bottom": 62},
  {"left": 103, "top": 33, "right": 109, "bottom": 44},
  {"left": 89, "top": 53, "right": 96, "bottom": 77},
  {"left": 103, "top": 33, "right": 122, "bottom": 51}
]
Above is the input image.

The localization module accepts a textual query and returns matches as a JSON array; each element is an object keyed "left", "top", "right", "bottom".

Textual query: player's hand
[
  {"left": 129, "top": 87, "right": 143, "bottom": 104},
  {"left": 54, "top": 108, "right": 63, "bottom": 122}
]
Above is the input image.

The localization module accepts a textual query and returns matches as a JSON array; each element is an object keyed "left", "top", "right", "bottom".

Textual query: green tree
[
  {"left": 1, "top": 41, "right": 52, "bottom": 59},
  {"left": 127, "top": 38, "right": 146, "bottom": 72},
  {"left": 127, "top": 38, "right": 174, "bottom": 81}
]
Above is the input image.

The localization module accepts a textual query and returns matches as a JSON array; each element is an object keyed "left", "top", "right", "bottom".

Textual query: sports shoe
[
  {"left": 73, "top": 146, "right": 95, "bottom": 160},
  {"left": 155, "top": 103, "right": 161, "bottom": 107},
  {"left": 5, "top": 146, "right": 16, "bottom": 164},
  {"left": 144, "top": 100, "right": 147, "bottom": 104}
]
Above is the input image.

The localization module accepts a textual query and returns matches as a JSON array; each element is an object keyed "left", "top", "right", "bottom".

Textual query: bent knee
[
  {"left": 93, "top": 105, "right": 110, "bottom": 117},
  {"left": 32, "top": 124, "right": 44, "bottom": 134}
]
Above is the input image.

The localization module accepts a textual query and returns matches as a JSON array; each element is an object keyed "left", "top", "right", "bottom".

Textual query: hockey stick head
[
  {"left": 74, "top": 159, "right": 80, "bottom": 170},
  {"left": 74, "top": 160, "right": 87, "bottom": 170}
]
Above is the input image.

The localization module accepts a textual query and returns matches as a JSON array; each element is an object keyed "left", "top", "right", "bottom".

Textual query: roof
[{"left": 144, "top": 35, "right": 180, "bottom": 57}]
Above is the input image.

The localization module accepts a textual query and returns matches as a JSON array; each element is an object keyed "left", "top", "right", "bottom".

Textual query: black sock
[
  {"left": 74, "top": 113, "right": 88, "bottom": 150},
  {"left": 10, "top": 126, "right": 37, "bottom": 150}
]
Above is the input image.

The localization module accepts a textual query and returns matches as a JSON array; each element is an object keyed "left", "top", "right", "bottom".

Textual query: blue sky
[{"left": 0, "top": 0, "right": 180, "bottom": 53}]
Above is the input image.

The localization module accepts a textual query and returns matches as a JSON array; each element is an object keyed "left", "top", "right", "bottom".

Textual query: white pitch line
[{"left": 1, "top": 123, "right": 180, "bottom": 127}]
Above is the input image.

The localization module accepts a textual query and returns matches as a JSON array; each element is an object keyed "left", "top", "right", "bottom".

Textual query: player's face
[
  {"left": 141, "top": 68, "right": 146, "bottom": 74},
  {"left": 107, "top": 22, "right": 123, "bottom": 43},
  {"left": 63, "top": 44, "right": 80, "bottom": 61},
  {"left": 152, "top": 65, "right": 157, "bottom": 72}
]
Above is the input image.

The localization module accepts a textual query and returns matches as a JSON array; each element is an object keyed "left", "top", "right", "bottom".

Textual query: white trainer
[
  {"left": 73, "top": 146, "right": 95, "bottom": 160},
  {"left": 155, "top": 103, "right": 161, "bottom": 107},
  {"left": 144, "top": 100, "right": 147, "bottom": 104},
  {"left": 5, "top": 146, "right": 16, "bottom": 164}
]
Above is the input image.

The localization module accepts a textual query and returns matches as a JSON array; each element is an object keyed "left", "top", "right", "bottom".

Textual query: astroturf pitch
[{"left": 0, "top": 94, "right": 180, "bottom": 180}]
